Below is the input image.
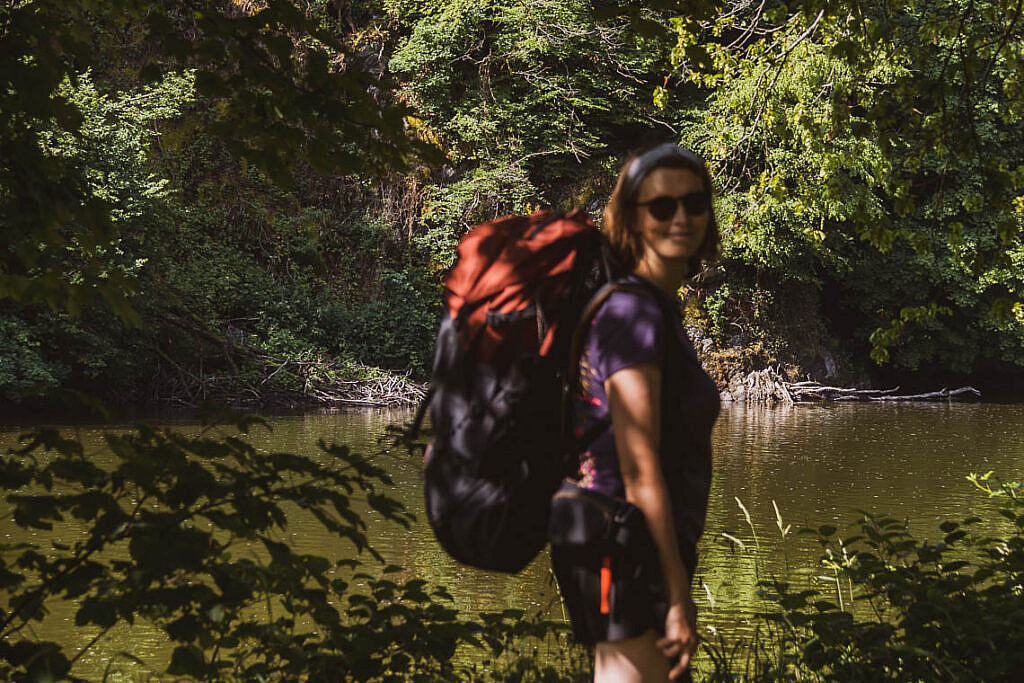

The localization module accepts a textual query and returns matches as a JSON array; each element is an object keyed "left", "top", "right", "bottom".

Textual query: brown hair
[{"left": 602, "top": 145, "right": 721, "bottom": 275}]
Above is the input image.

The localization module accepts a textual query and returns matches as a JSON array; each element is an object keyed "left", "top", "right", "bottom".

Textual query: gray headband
[{"left": 622, "top": 143, "right": 705, "bottom": 200}]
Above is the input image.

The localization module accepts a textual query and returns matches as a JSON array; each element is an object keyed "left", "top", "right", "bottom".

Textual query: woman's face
[{"left": 633, "top": 166, "right": 709, "bottom": 268}]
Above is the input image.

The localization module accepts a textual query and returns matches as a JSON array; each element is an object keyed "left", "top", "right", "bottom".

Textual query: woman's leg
[{"left": 594, "top": 628, "right": 670, "bottom": 682}]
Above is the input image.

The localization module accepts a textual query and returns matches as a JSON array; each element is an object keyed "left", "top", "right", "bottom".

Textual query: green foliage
[
  {"left": 388, "top": 0, "right": 683, "bottom": 266},
  {"left": 0, "top": 415, "right": 586, "bottom": 681},
  {"left": 0, "top": 0, "right": 427, "bottom": 320},
  {"left": 0, "top": 30, "right": 444, "bottom": 405},
  {"left": 677, "top": 0, "right": 1024, "bottom": 373},
  {"left": 699, "top": 476, "right": 1024, "bottom": 681},
  {"left": 7, "top": 0, "right": 1023, "bottom": 405},
  {"left": 318, "top": 265, "right": 440, "bottom": 375},
  {"left": 0, "top": 315, "right": 66, "bottom": 399},
  {"left": 417, "top": 163, "right": 539, "bottom": 269},
  {"left": 0, "top": 64, "right": 194, "bottom": 403},
  {"left": 868, "top": 304, "right": 954, "bottom": 365}
]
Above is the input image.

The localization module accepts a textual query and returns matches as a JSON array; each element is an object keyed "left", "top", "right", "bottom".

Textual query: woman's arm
[{"left": 605, "top": 363, "right": 697, "bottom": 678}]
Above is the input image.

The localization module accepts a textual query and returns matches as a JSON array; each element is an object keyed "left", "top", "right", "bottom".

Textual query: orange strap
[{"left": 600, "top": 556, "right": 612, "bottom": 614}]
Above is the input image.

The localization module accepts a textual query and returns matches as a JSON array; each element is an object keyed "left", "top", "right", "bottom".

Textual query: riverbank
[
  {"left": 2, "top": 357, "right": 1012, "bottom": 422},
  {"left": 692, "top": 325, "right": 1022, "bottom": 403},
  {"left": 0, "top": 358, "right": 427, "bottom": 422},
  {"left": 4, "top": 330, "right": 1021, "bottom": 419},
  {"left": 719, "top": 367, "right": 983, "bottom": 404}
]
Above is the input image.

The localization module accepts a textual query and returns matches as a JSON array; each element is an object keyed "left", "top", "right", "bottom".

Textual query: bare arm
[{"left": 606, "top": 363, "right": 696, "bottom": 677}]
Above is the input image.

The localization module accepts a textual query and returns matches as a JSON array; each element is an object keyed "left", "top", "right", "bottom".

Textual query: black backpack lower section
[
  {"left": 424, "top": 440, "right": 561, "bottom": 572},
  {"left": 424, "top": 317, "right": 568, "bottom": 572}
]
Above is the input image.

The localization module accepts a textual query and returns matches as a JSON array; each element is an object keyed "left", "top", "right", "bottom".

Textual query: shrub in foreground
[
  {"left": 701, "top": 475, "right": 1024, "bottom": 682},
  {"left": 0, "top": 411, "right": 586, "bottom": 681}
]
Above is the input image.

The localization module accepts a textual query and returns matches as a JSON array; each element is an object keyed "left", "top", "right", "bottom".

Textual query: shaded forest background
[{"left": 3, "top": 0, "right": 1024, "bottom": 411}]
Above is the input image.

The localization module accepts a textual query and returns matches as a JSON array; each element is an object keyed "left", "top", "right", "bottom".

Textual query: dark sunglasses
[{"left": 635, "top": 192, "right": 709, "bottom": 221}]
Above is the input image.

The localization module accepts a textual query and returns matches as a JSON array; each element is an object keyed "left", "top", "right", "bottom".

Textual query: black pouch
[{"left": 547, "top": 479, "right": 647, "bottom": 552}]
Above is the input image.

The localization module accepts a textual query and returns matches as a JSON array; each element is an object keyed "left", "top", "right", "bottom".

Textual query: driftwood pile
[
  {"left": 724, "top": 369, "right": 796, "bottom": 403},
  {"left": 257, "top": 357, "right": 427, "bottom": 408},
  {"left": 301, "top": 372, "right": 427, "bottom": 408},
  {"left": 155, "top": 356, "right": 426, "bottom": 409},
  {"left": 722, "top": 369, "right": 982, "bottom": 404}
]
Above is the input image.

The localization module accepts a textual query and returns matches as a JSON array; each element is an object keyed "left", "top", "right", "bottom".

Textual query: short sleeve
[{"left": 587, "top": 290, "right": 664, "bottom": 384}]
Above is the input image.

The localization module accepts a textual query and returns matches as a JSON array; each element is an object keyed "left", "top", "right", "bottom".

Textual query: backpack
[{"left": 414, "top": 208, "right": 614, "bottom": 573}]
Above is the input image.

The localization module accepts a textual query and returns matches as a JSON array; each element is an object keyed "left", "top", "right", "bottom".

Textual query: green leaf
[
  {"left": 168, "top": 645, "right": 206, "bottom": 677},
  {"left": 24, "top": 642, "right": 72, "bottom": 682},
  {"left": 944, "top": 530, "right": 967, "bottom": 544},
  {"left": 76, "top": 596, "right": 118, "bottom": 628},
  {"left": 12, "top": 496, "right": 61, "bottom": 530},
  {"left": 167, "top": 614, "right": 202, "bottom": 642},
  {"left": 0, "top": 564, "right": 25, "bottom": 590}
]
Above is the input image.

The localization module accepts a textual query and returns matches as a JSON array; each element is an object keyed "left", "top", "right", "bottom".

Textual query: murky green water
[{"left": 3, "top": 402, "right": 1023, "bottom": 679}]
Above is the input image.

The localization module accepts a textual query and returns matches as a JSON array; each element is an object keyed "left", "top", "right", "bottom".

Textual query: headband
[{"left": 622, "top": 143, "right": 706, "bottom": 200}]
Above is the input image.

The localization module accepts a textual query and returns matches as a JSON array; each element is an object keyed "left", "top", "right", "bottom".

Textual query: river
[{"left": 2, "top": 402, "right": 1023, "bottom": 679}]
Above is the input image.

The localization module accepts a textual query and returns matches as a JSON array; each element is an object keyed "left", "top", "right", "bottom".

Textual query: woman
[{"left": 552, "top": 144, "right": 721, "bottom": 681}]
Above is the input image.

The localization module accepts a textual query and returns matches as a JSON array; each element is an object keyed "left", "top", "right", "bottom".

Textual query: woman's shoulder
[
  {"left": 587, "top": 279, "right": 667, "bottom": 376},
  {"left": 595, "top": 278, "right": 666, "bottom": 328}
]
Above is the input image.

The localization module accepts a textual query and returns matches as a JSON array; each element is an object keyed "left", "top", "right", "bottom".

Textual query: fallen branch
[
  {"left": 725, "top": 374, "right": 983, "bottom": 403},
  {"left": 869, "top": 387, "right": 981, "bottom": 402},
  {"left": 788, "top": 385, "right": 901, "bottom": 400}
]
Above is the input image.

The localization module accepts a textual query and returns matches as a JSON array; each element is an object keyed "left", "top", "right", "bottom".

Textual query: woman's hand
[{"left": 657, "top": 597, "right": 698, "bottom": 679}]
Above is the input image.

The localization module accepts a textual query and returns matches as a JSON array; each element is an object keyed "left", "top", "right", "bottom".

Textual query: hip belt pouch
[{"left": 547, "top": 479, "right": 648, "bottom": 552}]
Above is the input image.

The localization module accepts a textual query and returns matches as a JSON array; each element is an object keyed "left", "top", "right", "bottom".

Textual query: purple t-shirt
[
  {"left": 573, "top": 275, "right": 667, "bottom": 496},
  {"left": 571, "top": 274, "right": 720, "bottom": 564}
]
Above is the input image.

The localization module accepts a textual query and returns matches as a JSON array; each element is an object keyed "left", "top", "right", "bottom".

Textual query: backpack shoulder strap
[
  {"left": 560, "top": 281, "right": 653, "bottom": 447},
  {"left": 408, "top": 383, "right": 435, "bottom": 441},
  {"left": 567, "top": 281, "right": 652, "bottom": 382},
  {"left": 562, "top": 279, "right": 679, "bottom": 448}
]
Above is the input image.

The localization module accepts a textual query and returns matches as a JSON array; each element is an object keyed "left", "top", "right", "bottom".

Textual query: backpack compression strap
[{"left": 408, "top": 383, "right": 435, "bottom": 441}]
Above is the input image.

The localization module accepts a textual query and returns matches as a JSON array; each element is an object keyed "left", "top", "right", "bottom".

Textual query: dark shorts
[
  {"left": 551, "top": 537, "right": 696, "bottom": 646},
  {"left": 551, "top": 543, "right": 665, "bottom": 645}
]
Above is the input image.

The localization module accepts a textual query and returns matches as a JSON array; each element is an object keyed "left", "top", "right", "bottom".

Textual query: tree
[
  {"left": 385, "top": 0, "right": 702, "bottom": 268},
  {"left": 0, "top": 0, "right": 430, "bottom": 320},
  {"left": 672, "top": 0, "right": 1024, "bottom": 372}
]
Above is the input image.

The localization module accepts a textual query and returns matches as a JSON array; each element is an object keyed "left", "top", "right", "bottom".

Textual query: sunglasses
[{"left": 635, "top": 192, "right": 709, "bottom": 221}]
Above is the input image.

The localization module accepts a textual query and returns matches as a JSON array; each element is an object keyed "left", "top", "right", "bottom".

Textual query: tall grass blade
[
  {"left": 722, "top": 532, "right": 747, "bottom": 551},
  {"left": 772, "top": 500, "right": 791, "bottom": 538},
  {"left": 701, "top": 579, "right": 716, "bottom": 610},
  {"left": 736, "top": 497, "right": 760, "bottom": 551}
]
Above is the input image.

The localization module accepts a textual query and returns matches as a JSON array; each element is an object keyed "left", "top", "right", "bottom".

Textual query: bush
[
  {"left": 317, "top": 266, "right": 441, "bottom": 379},
  {"left": 0, "top": 315, "right": 66, "bottom": 401},
  {"left": 700, "top": 475, "right": 1024, "bottom": 681},
  {"left": 0, "top": 410, "right": 586, "bottom": 681}
]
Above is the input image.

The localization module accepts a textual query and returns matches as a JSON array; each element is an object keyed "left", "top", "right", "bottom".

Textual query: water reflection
[
  {"left": 2, "top": 403, "right": 1023, "bottom": 678},
  {"left": 701, "top": 402, "right": 1024, "bottom": 629}
]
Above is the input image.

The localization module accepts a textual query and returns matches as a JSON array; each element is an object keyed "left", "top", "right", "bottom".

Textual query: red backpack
[{"left": 415, "top": 208, "right": 613, "bottom": 572}]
